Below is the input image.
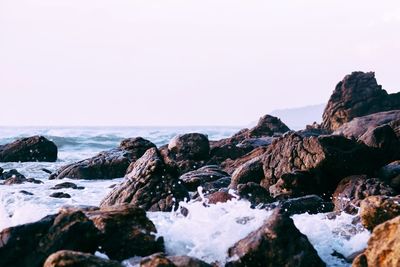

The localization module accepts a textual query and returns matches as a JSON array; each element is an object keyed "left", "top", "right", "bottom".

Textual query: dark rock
[
  {"left": 19, "top": 190, "right": 34, "bottom": 195},
  {"left": 379, "top": 160, "right": 400, "bottom": 191},
  {"left": 44, "top": 250, "right": 123, "bottom": 267},
  {"left": 85, "top": 204, "right": 163, "bottom": 260},
  {"left": 226, "top": 209, "right": 325, "bottom": 267},
  {"left": 168, "top": 133, "right": 210, "bottom": 160},
  {"left": 1, "top": 170, "right": 43, "bottom": 185},
  {"left": 353, "top": 216, "right": 400, "bottom": 267},
  {"left": 332, "top": 175, "right": 396, "bottom": 213},
  {"left": 208, "top": 141, "right": 253, "bottom": 167},
  {"left": 167, "top": 255, "right": 212, "bottom": 267},
  {"left": 0, "top": 211, "right": 100, "bottom": 267},
  {"left": 136, "top": 253, "right": 213, "bottom": 267},
  {"left": 237, "top": 182, "right": 273, "bottom": 206},
  {"left": 221, "top": 146, "right": 268, "bottom": 175},
  {"left": 322, "top": 71, "right": 400, "bottom": 131},
  {"left": 50, "top": 192, "right": 72, "bottom": 198},
  {"left": 50, "top": 137, "right": 156, "bottom": 180},
  {"left": 0, "top": 135, "right": 57, "bottom": 162},
  {"left": 51, "top": 182, "right": 84, "bottom": 190},
  {"left": 140, "top": 253, "right": 176, "bottom": 267},
  {"left": 0, "top": 168, "right": 26, "bottom": 180},
  {"left": 200, "top": 177, "right": 231, "bottom": 193},
  {"left": 359, "top": 195, "right": 400, "bottom": 231},
  {"left": 179, "top": 165, "right": 230, "bottom": 191},
  {"left": 206, "top": 191, "right": 235, "bottom": 204},
  {"left": 278, "top": 195, "right": 334, "bottom": 216},
  {"left": 100, "top": 148, "right": 188, "bottom": 211},
  {"left": 41, "top": 168, "right": 53, "bottom": 174},
  {"left": 230, "top": 156, "right": 264, "bottom": 189},
  {"left": 261, "top": 132, "right": 387, "bottom": 198}
]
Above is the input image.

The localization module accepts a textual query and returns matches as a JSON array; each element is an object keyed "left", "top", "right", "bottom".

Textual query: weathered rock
[
  {"left": 140, "top": 253, "right": 176, "bottom": 267},
  {"left": 332, "top": 175, "right": 396, "bottom": 213},
  {"left": 85, "top": 204, "right": 164, "bottom": 260},
  {"left": 168, "top": 133, "right": 210, "bottom": 160},
  {"left": 100, "top": 148, "right": 188, "bottom": 211},
  {"left": 379, "top": 160, "right": 400, "bottom": 191},
  {"left": 221, "top": 146, "right": 268, "bottom": 175},
  {"left": 137, "top": 253, "right": 212, "bottom": 267},
  {"left": 230, "top": 156, "right": 265, "bottom": 189},
  {"left": 353, "top": 216, "right": 400, "bottom": 267},
  {"left": 50, "top": 137, "right": 156, "bottom": 180},
  {"left": 51, "top": 182, "right": 84, "bottom": 190},
  {"left": 167, "top": 256, "right": 212, "bottom": 267},
  {"left": 179, "top": 165, "right": 230, "bottom": 191},
  {"left": 1, "top": 169, "right": 43, "bottom": 185},
  {"left": 226, "top": 209, "right": 325, "bottom": 267},
  {"left": 237, "top": 182, "right": 273, "bottom": 206},
  {"left": 0, "top": 135, "right": 57, "bottom": 162},
  {"left": 278, "top": 195, "right": 334, "bottom": 216},
  {"left": 0, "top": 211, "right": 100, "bottom": 267},
  {"left": 0, "top": 168, "right": 26, "bottom": 180},
  {"left": 359, "top": 195, "right": 400, "bottom": 230},
  {"left": 200, "top": 177, "right": 231, "bottom": 193},
  {"left": 322, "top": 71, "right": 400, "bottom": 131},
  {"left": 50, "top": 192, "right": 72, "bottom": 198},
  {"left": 261, "top": 132, "right": 387, "bottom": 198},
  {"left": 208, "top": 141, "right": 253, "bottom": 167},
  {"left": 44, "top": 250, "right": 123, "bottom": 267},
  {"left": 206, "top": 191, "right": 235, "bottom": 204}
]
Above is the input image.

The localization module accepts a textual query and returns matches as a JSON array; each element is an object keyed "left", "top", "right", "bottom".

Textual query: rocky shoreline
[{"left": 1, "top": 71, "right": 400, "bottom": 266}]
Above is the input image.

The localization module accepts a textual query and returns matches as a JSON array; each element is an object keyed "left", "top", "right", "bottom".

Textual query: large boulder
[
  {"left": 379, "top": 160, "right": 400, "bottom": 192},
  {"left": 332, "top": 175, "right": 396, "bottom": 213},
  {"left": 50, "top": 137, "right": 156, "bottom": 180},
  {"left": 221, "top": 146, "right": 268, "bottom": 175},
  {"left": 84, "top": 204, "right": 164, "bottom": 260},
  {"left": 229, "top": 155, "right": 264, "bottom": 189},
  {"left": 0, "top": 135, "right": 57, "bottom": 162},
  {"left": 179, "top": 165, "right": 230, "bottom": 191},
  {"left": 226, "top": 209, "right": 325, "bottom": 267},
  {"left": 261, "top": 132, "right": 385, "bottom": 198},
  {"left": 44, "top": 250, "right": 123, "bottom": 267},
  {"left": 100, "top": 148, "right": 188, "bottom": 211},
  {"left": 359, "top": 195, "right": 400, "bottom": 231},
  {"left": 0, "top": 211, "right": 100, "bottom": 267},
  {"left": 353, "top": 216, "right": 400, "bottom": 267},
  {"left": 322, "top": 71, "right": 400, "bottom": 131}
]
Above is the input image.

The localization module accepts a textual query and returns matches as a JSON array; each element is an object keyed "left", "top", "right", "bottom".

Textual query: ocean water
[{"left": 0, "top": 127, "right": 369, "bottom": 266}]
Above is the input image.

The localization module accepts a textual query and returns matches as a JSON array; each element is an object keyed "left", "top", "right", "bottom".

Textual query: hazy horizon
[{"left": 1, "top": 0, "right": 399, "bottom": 126}]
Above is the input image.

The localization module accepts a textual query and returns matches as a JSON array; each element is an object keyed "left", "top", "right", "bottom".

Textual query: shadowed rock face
[
  {"left": 0, "top": 135, "right": 57, "bottom": 162},
  {"left": 50, "top": 137, "right": 156, "bottom": 180},
  {"left": 322, "top": 72, "right": 400, "bottom": 131},
  {"left": 179, "top": 165, "right": 230, "bottom": 191},
  {"left": 226, "top": 209, "right": 325, "bottom": 267},
  {"left": 44, "top": 250, "right": 123, "bottom": 267},
  {"left": 100, "top": 148, "right": 189, "bottom": 211}
]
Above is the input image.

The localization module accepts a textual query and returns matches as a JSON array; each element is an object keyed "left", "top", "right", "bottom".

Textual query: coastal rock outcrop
[
  {"left": 50, "top": 137, "right": 156, "bottom": 180},
  {"left": 179, "top": 165, "right": 230, "bottom": 191},
  {"left": 44, "top": 250, "right": 123, "bottom": 267},
  {"left": 138, "top": 253, "right": 212, "bottom": 267},
  {"left": 359, "top": 195, "right": 400, "bottom": 230},
  {"left": 0, "top": 135, "right": 57, "bottom": 162},
  {"left": 100, "top": 148, "right": 188, "bottom": 211},
  {"left": 322, "top": 71, "right": 400, "bottom": 131},
  {"left": 229, "top": 155, "right": 264, "bottom": 189},
  {"left": 378, "top": 160, "right": 400, "bottom": 191}
]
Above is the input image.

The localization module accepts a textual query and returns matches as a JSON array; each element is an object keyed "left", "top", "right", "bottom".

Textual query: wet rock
[
  {"left": 200, "top": 177, "right": 231, "bottom": 193},
  {"left": 0, "top": 135, "right": 58, "bottom": 162},
  {"left": 278, "top": 195, "right": 334, "bottom": 216},
  {"left": 100, "top": 148, "right": 188, "bottom": 211},
  {"left": 206, "top": 191, "right": 235, "bottom": 204},
  {"left": 359, "top": 195, "right": 400, "bottom": 231},
  {"left": 168, "top": 133, "right": 210, "bottom": 160},
  {"left": 230, "top": 156, "right": 264, "bottom": 189},
  {"left": 1, "top": 171, "right": 43, "bottom": 185},
  {"left": 353, "top": 216, "right": 400, "bottom": 267},
  {"left": 226, "top": 209, "right": 325, "bottom": 267},
  {"left": 322, "top": 71, "right": 400, "bottom": 131},
  {"left": 44, "top": 250, "right": 123, "bottom": 267},
  {"left": 51, "top": 182, "right": 84, "bottom": 190},
  {"left": 137, "top": 253, "right": 213, "bottom": 267},
  {"left": 179, "top": 165, "right": 230, "bottom": 191},
  {"left": 85, "top": 204, "right": 164, "bottom": 260},
  {"left": 19, "top": 190, "right": 34, "bottom": 195},
  {"left": 50, "top": 137, "right": 156, "bottom": 180},
  {"left": 237, "top": 182, "right": 273, "bottom": 206},
  {"left": 0, "top": 168, "right": 26, "bottom": 180},
  {"left": 261, "top": 132, "right": 386, "bottom": 198},
  {"left": 221, "top": 146, "right": 268, "bottom": 175},
  {"left": 50, "top": 192, "right": 72, "bottom": 198},
  {"left": 332, "top": 175, "right": 396, "bottom": 213},
  {"left": 140, "top": 253, "right": 176, "bottom": 267},
  {"left": 379, "top": 160, "right": 400, "bottom": 191},
  {"left": 41, "top": 168, "right": 53, "bottom": 174},
  {"left": 208, "top": 141, "right": 253, "bottom": 168},
  {"left": 167, "top": 255, "right": 212, "bottom": 267},
  {"left": 0, "top": 211, "right": 100, "bottom": 267}
]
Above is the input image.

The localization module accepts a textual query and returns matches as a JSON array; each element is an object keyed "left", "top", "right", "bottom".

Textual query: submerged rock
[
  {"left": 0, "top": 135, "right": 58, "bottom": 162},
  {"left": 226, "top": 209, "right": 325, "bottom": 267},
  {"left": 50, "top": 192, "right": 72, "bottom": 198},
  {"left": 44, "top": 250, "right": 123, "bottom": 267},
  {"left": 51, "top": 182, "right": 84, "bottom": 190},
  {"left": 179, "top": 165, "right": 230, "bottom": 191},
  {"left": 50, "top": 137, "right": 156, "bottom": 180},
  {"left": 100, "top": 148, "right": 188, "bottom": 211},
  {"left": 322, "top": 71, "right": 400, "bottom": 131}
]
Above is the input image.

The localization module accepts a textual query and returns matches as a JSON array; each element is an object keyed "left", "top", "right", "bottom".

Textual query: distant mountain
[{"left": 270, "top": 104, "right": 325, "bottom": 130}]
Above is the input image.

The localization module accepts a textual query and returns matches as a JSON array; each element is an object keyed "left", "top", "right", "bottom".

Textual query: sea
[{"left": 0, "top": 126, "right": 370, "bottom": 266}]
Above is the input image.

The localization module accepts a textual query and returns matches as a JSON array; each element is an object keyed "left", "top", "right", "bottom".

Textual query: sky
[{"left": 1, "top": 0, "right": 400, "bottom": 126}]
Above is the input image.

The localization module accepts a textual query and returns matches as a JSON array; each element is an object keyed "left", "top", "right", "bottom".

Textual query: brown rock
[
  {"left": 353, "top": 216, "right": 400, "bottom": 267},
  {"left": 44, "top": 250, "right": 123, "bottom": 267},
  {"left": 237, "top": 182, "right": 273, "bottom": 206},
  {"left": 168, "top": 133, "right": 210, "bottom": 160},
  {"left": 226, "top": 209, "right": 325, "bottom": 267},
  {"left": 179, "top": 165, "right": 230, "bottom": 191},
  {"left": 221, "top": 146, "right": 268, "bottom": 175},
  {"left": 322, "top": 71, "right": 400, "bottom": 131},
  {"left": 140, "top": 253, "right": 176, "bottom": 267},
  {"left": 229, "top": 156, "right": 264, "bottom": 189},
  {"left": 379, "top": 160, "right": 400, "bottom": 191},
  {"left": 206, "top": 191, "right": 235, "bottom": 204},
  {"left": 359, "top": 195, "right": 400, "bottom": 231}
]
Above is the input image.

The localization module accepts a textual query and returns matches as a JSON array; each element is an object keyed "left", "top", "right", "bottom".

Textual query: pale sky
[{"left": 1, "top": 0, "right": 400, "bottom": 126}]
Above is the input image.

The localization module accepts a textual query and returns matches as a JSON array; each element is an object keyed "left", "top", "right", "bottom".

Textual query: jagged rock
[
  {"left": 353, "top": 216, "right": 400, "bottom": 267},
  {"left": 261, "top": 132, "right": 387, "bottom": 198},
  {"left": 1, "top": 169, "right": 43, "bottom": 185},
  {"left": 137, "top": 253, "right": 212, "bottom": 267},
  {"left": 221, "top": 146, "right": 268, "bottom": 175},
  {"left": 50, "top": 192, "right": 72, "bottom": 198},
  {"left": 379, "top": 161, "right": 400, "bottom": 191},
  {"left": 179, "top": 165, "right": 230, "bottom": 191},
  {"left": 44, "top": 250, "right": 123, "bottom": 267},
  {"left": 0, "top": 135, "right": 57, "bottom": 162},
  {"left": 237, "top": 182, "right": 273, "bottom": 205},
  {"left": 230, "top": 156, "right": 264, "bottom": 189},
  {"left": 359, "top": 195, "right": 400, "bottom": 230},
  {"left": 85, "top": 204, "right": 164, "bottom": 260},
  {"left": 0, "top": 211, "right": 100, "bottom": 267},
  {"left": 51, "top": 182, "right": 84, "bottom": 190},
  {"left": 206, "top": 191, "right": 235, "bottom": 204},
  {"left": 332, "top": 175, "right": 396, "bottom": 213},
  {"left": 226, "top": 209, "right": 325, "bottom": 267},
  {"left": 100, "top": 148, "right": 188, "bottom": 211},
  {"left": 168, "top": 133, "right": 210, "bottom": 160},
  {"left": 278, "top": 195, "right": 334, "bottom": 216},
  {"left": 208, "top": 141, "right": 253, "bottom": 168},
  {"left": 167, "top": 256, "right": 212, "bottom": 267},
  {"left": 0, "top": 168, "right": 26, "bottom": 180},
  {"left": 200, "top": 177, "right": 231, "bottom": 193},
  {"left": 322, "top": 71, "right": 400, "bottom": 131},
  {"left": 50, "top": 137, "right": 156, "bottom": 180}
]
